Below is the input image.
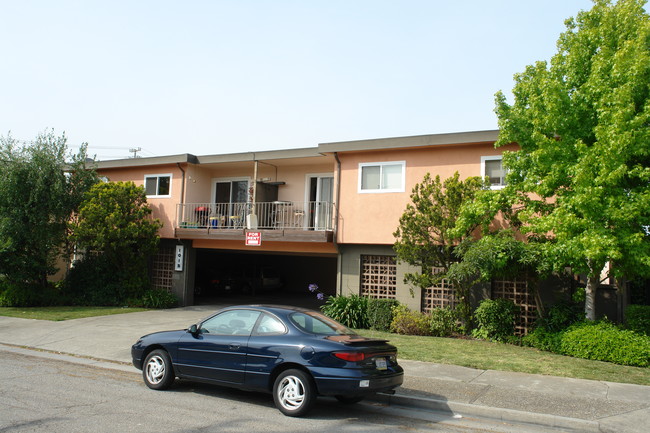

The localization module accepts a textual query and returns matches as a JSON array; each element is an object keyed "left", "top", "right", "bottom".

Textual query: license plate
[{"left": 375, "top": 357, "right": 387, "bottom": 370}]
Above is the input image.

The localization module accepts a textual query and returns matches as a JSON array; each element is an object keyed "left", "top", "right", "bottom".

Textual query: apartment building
[{"left": 96, "top": 130, "right": 547, "bottom": 328}]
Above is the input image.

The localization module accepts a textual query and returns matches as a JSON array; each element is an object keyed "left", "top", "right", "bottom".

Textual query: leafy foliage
[
  {"left": 393, "top": 172, "right": 488, "bottom": 327},
  {"left": 429, "top": 307, "right": 459, "bottom": 337},
  {"left": 494, "top": 0, "right": 650, "bottom": 319},
  {"left": 137, "top": 289, "right": 178, "bottom": 309},
  {"left": 390, "top": 305, "right": 432, "bottom": 336},
  {"left": 321, "top": 294, "right": 369, "bottom": 329},
  {"left": 625, "top": 305, "right": 650, "bottom": 335},
  {"left": 0, "top": 280, "right": 66, "bottom": 307},
  {"left": 447, "top": 231, "right": 547, "bottom": 294},
  {"left": 69, "top": 182, "right": 162, "bottom": 302},
  {"left": 366, "top": 298, "right": 400, "bottom": 331},
  {"left": 559, "top": 321, "right": 650, "bottom": 367},
  {"left": 536, "top": 301, "right": 584, "bottom": 333},
  {"left": 0, "top": 131, "right": 98, "bottom": 288},
  {"left": 472, "top": 299, "right": 518, "bottom": 342},
  {"left": 63, "top": 254, "right": 136, "bottom": 305}
]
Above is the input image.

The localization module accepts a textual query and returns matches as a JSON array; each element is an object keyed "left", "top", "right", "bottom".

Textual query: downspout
[
  {"left": 176, "top": 163, "right": 186, "bottom": 227},
  {"left": 334, "top": 152, "right": 342, "bottom": 296}
]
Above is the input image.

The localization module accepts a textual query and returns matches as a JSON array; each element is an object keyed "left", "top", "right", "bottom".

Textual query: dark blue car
[{"left": 131, "top": 305, "right": 404, "bottom": 416}]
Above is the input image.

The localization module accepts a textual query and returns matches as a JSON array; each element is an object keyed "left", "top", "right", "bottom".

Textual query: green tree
[
  {"left": 0, "top": 131, "right": 97, "bottom": 288},
  {"left": 494, "top": 0, "right": 650, "bottom": 320},
  {"left": 393, "top": 172, "right": 488, "bottom": 327},
  {"left": 71, "top": 181, "right": 162, "bottom": 301}
]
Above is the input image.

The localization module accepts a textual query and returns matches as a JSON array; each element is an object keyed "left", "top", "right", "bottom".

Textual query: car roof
[{"left": 220, "top": 304, "right": 317, "bottom": 315}]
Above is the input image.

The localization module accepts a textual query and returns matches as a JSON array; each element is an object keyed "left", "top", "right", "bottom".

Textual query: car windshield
[{"left": 289, "top": 311, "right": 356, "bottom": 336}]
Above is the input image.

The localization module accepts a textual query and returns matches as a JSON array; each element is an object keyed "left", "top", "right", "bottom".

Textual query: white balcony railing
[{"left": 176, "top": 201, "right": 335, "bottom": 231}]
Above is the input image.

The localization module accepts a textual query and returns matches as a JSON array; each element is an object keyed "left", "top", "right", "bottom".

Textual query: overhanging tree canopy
[
  {"left": 495, "top": 0, "right": 650, "bottom": 320},
  {"left": 0, "top": 131, "right": 97, "bottom": 287}
]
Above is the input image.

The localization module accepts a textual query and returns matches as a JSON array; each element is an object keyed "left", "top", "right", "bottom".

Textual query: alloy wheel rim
[
  {"left": 277, "top": 375, "right": 305, "bottom": 410},
  {"left": 145, "top": 355, "right": 165, "bottom": 384}
]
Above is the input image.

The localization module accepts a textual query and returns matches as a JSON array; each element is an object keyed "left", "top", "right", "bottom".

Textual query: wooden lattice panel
[
  {"left": 422, "top": 267, "right": 457, "bottom": 313},
  {"left": 151, "top": 247, "right": 175, "bottom": 291},
  {"left": 492, "top": 278, "right": 538, "bottom": 335},
  {"left": 360, "top": 255, "right": 397, "bottom": 299}
]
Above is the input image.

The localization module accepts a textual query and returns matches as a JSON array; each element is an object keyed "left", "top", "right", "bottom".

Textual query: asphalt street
[
  {"left": 0, "top": 349, "right": 552, "bottom": 433},
  {"left": 1, "top": 305, "right": 649, "bottom": 433}
]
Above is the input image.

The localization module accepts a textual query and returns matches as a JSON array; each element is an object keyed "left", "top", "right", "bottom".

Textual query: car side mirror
[{"left": 189, "top": 324, "right": 199, "bottom": 335}]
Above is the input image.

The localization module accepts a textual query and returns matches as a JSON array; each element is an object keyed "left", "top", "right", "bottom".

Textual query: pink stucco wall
[
  {"left": 336, "top": 142, "right": 517, "bottom": 245},
  {"left": 97, "top": 164, "right": 185, "bottom": 239}
]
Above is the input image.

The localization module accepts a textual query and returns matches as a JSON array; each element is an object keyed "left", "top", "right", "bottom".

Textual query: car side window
[
  {"left": 254, "top": 313, "right": 286, "bottom": 336},
  {"left": 200, "top": 310, "right": 261, "bottom": 336}
]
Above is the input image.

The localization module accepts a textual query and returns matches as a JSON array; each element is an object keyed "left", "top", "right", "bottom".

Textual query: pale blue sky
[{"left": 0, "top": 0, "right": 596, "bottom": 160}]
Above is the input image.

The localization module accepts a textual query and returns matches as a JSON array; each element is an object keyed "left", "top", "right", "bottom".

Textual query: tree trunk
[{"left": 585, "top": 272, "right": 599, "bottom": 321}]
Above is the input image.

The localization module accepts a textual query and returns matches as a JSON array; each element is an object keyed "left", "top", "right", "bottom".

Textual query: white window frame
[
  {"left": 358, "top": 161, "right": 406, "bottom": 193},
  {"left": 144, "top": 173, "right": 172, "bottom": 198},
  {"left": 481, "top": 156, "right": 506, "bottom": 190}
]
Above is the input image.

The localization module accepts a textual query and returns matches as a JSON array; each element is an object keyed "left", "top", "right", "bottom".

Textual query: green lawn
[
  {"left": 360, "top": 329, "right": 650, "bottom": 386},
  {"left": 0, "top": 306, "right": 148, "bottom": 321},
  {"left": 1, "top": 306, "right": 647, "bottom": 386}
]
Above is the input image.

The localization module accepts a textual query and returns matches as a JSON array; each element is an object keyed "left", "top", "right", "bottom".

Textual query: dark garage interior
[{"left": 193, "top": 249, "right": 337, "bottom": 307}]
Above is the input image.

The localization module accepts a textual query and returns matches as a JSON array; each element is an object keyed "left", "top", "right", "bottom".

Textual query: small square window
[
  {"left": 359, "top": 161, "right": 405, "bottom": 193},
  {"left": 481, "top": 156, "right": 506, "bottom": 189},
  {"left": 144, "top": 174, "right": 172, "bottom": 197}
]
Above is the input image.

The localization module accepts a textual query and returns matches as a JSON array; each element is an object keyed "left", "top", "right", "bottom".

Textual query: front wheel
[
  {"left": 143, "top": 349, "right": 175, "bottom": 390},
  {"left": 273, "top": 369, "right": 315, "bottom": 417}
]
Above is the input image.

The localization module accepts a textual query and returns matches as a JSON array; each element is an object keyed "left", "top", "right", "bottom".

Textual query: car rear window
[{"left": 289, "top": 312, "right": 356, "bottom": 336}]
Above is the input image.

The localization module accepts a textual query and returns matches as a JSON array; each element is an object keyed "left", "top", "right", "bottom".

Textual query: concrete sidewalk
[{"left": 1, "top": 306, "right": 648, "bottom": 432}]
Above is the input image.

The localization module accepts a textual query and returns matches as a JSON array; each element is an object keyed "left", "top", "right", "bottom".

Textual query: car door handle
[{"left": 229, "top": 344, "right": 240, "bottom": 350}]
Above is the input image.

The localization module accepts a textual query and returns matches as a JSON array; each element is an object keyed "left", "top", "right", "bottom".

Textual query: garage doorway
[{"left": 193, "top": 250, "right": 336, "bottom": 308}]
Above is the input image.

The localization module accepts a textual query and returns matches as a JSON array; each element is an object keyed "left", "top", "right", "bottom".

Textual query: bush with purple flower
[{"left": 308, "top": 283, "right": 326, "bottom": 301}]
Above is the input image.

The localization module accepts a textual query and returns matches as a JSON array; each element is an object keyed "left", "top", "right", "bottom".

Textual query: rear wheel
[
  {"left": 143, "top": 349, "right": 175, "bottom": 390},
  {"left": 273, "top": 369, "right": 315, "bottom": 417},
  {"left": 335, "top": 395, "right": 365, "bottom": 404}
]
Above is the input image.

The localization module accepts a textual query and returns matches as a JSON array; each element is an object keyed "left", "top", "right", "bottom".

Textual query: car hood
[{"left": 137, "top": 329, "right": 187, "bottom": 341}]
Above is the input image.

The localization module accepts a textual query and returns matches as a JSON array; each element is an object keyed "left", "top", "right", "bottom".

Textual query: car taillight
[{"left": 333, "top": 352, "right": 366, "bottom": 362}]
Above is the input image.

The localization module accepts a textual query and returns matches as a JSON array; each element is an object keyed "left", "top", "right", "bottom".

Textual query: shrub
[
  {"left": 390, "top": 305, "right": 432, "bottom": 336},
  {"left": 64, "top": 255, "right": 150, "bottom": 306},
  {"left": 472, "top": 298, "right": 518, "bottom": 342},
  {"left": 626, "top": 305, "right": 650, "bottom": 336},
  {"left": 367, "top": 298, "right": 400, "bottom": 331},
  {"left": 537, "top": 301, "right": 583, "bottom": 332},
  {"left": 559, "top": 321, "right": 650, "bottom": 367},
  {"left": 136, "top": 289, "right": 178, "bottom": 309},
  {"left": 429, "top": 307, "right": 459, "bottom": 337},
  {"left": 321, "top": 294, "right": 369, "bottom": 329},
  {"left": 521, "top": 327, "right": 564, "bottom": 353},
  {"left": 0, "top": 281, "right": 66, "bottom": 307}
]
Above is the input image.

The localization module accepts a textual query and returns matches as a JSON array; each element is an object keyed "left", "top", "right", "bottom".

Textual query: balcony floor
[{"left": 174, "top": 227, "right": 334, "bottom": 243}]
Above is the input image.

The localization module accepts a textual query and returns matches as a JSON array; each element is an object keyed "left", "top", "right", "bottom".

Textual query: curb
[{"left": 369, "top": 392, "right": 601, "bottom": 433}]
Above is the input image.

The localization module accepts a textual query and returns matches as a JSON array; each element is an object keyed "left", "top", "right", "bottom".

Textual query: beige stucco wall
[
  {"left": 182, "top": 161, "right": 334, "bottom": 205},
  {"left": 338, "top": 244, "right": 421, "bottom": 311},
  {"left": 336, "top": 143, "right": 516, "bottom": 245}
]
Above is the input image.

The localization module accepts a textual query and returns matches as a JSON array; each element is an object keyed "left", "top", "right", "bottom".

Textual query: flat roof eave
[{"left": 318, "top": 129, "right": 500, "bottom": 153}]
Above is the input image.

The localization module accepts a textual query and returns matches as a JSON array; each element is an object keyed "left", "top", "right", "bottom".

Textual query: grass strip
[
  {"left": 0, "top": 306, "right": 149, "bottom": 321},
  {"left": 360, "top": 329, "right": 650, "bottom": 386}
]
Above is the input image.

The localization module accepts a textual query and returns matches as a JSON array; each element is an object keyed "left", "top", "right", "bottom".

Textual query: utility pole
[{"left": 128, "top": 147, "right": 141, "bottom": 158}]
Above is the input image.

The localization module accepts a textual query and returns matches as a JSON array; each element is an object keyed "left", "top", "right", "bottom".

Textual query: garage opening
[{"left": 193, "top": 249, "right": 337, "bottom": 308}]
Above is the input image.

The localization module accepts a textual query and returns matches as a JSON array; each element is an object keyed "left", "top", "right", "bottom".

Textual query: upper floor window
[
  {"left": 481, "top": 156, "right": 505, "bottom": 189},
  {"left": 145, "top": 174, "right": 171, "bottom": 197},
  {"left": 358, "top": 161, "right": 405, "bottom": 193}
]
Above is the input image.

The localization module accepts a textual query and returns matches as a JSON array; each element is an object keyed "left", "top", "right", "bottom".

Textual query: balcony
[{"left": 175, "top": 201, "right": 336, "bottom": 243}]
